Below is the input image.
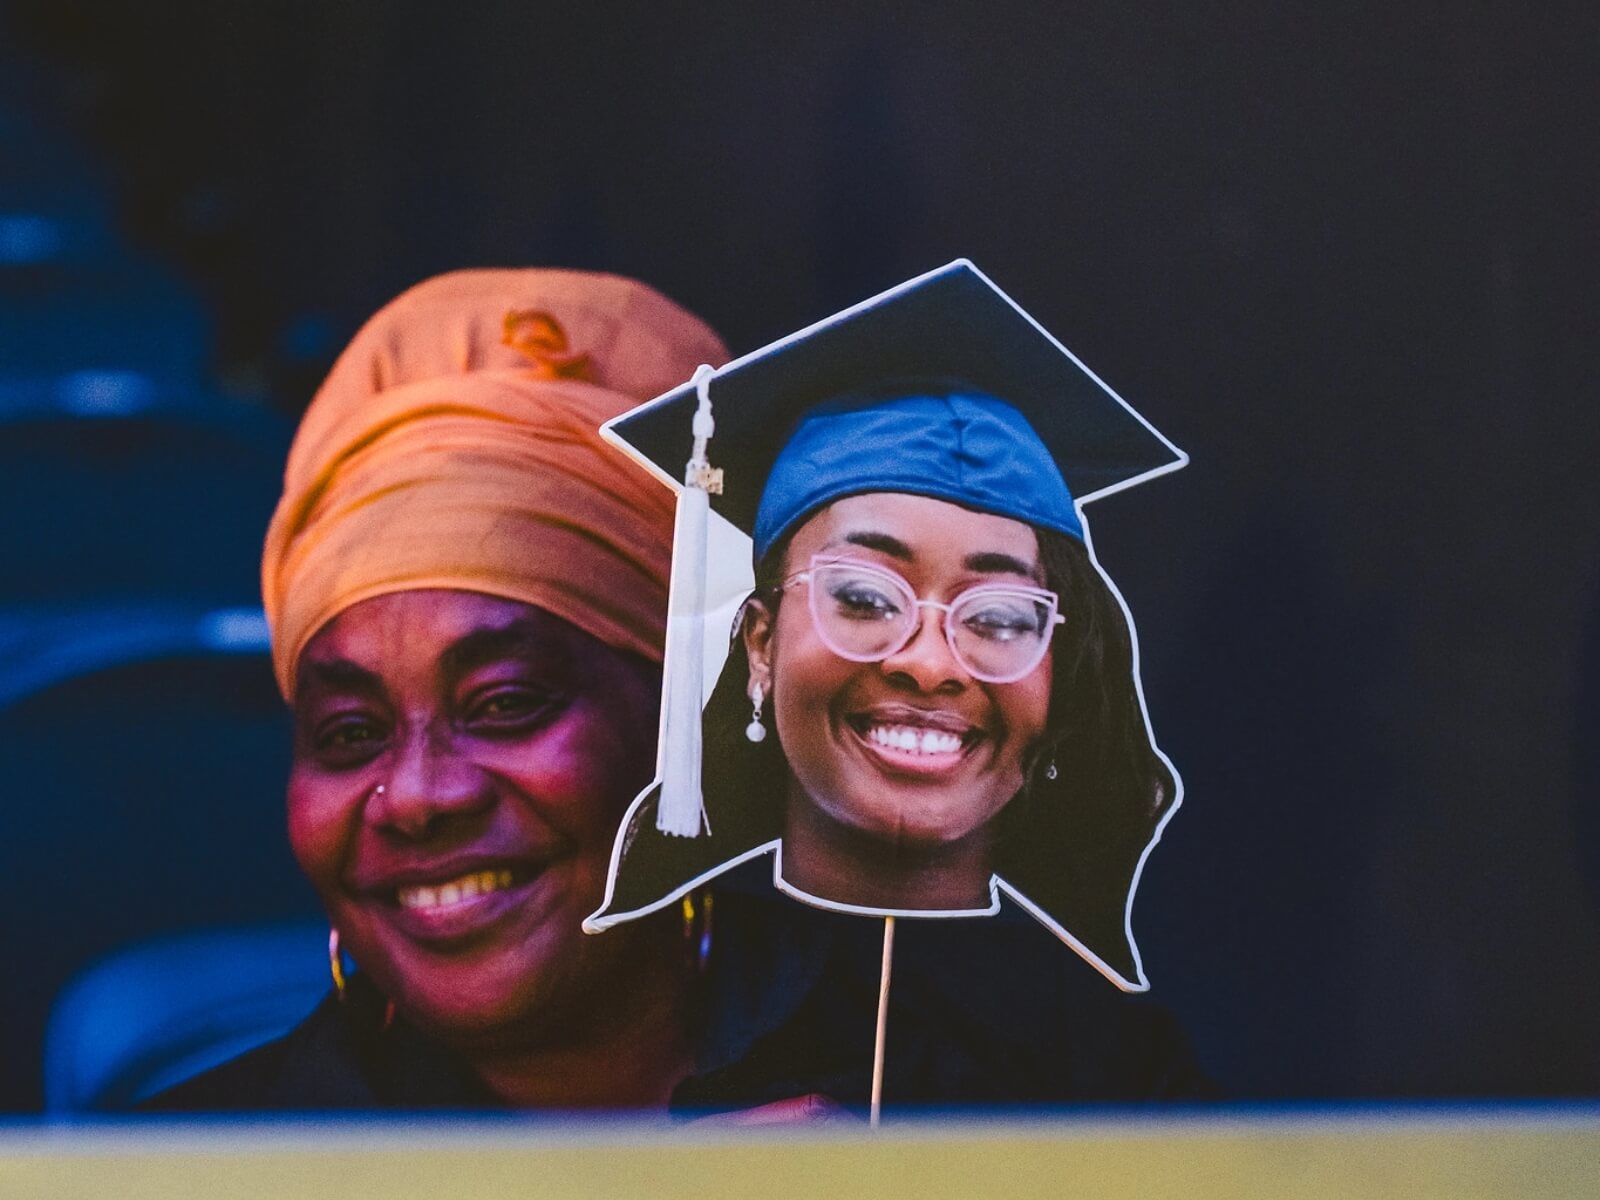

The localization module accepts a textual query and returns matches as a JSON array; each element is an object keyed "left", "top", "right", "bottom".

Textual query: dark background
[{"left": 2, "top": 1, "right": 1596, "bottom": 1107}]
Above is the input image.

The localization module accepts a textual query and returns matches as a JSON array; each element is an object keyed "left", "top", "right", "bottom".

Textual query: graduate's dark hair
[{"left": 693, "top": 522, "right": 1175, "bottom": 953}]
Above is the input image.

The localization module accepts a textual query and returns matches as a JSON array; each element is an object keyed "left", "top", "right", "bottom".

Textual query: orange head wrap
[{"left": 262, "top": 268, "right": 727, "bottom": 698}]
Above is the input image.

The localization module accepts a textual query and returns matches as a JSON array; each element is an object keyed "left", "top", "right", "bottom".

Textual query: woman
[
  {"left": 151, "top": 267, "right": 730, "bottom": 1108},
  {"left": 590, "top": 261, "right": 1184, "bottom": 995}
]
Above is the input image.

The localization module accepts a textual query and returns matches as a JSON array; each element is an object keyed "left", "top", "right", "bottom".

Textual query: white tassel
[{"left": 656, "top": 366, "right": 721, "bottom": 838}]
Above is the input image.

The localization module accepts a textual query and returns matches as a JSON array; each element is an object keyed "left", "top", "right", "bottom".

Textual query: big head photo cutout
[{"left": 585, "top": 261, "right": 1186, "bottom": 1005}]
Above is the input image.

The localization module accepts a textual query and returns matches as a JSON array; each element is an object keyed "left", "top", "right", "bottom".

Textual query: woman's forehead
[
  {"left": 788, "top": 492, "right": 1041, "bottom": 571},
  {"left": 297, "top": 590, "right": 575, "bottom": 683}
]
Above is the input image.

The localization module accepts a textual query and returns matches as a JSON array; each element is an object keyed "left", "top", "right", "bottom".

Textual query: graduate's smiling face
[
  {"left": 288, "top": 590, "right": 660, "bottom": 1043},
  {"left": 744, "top": 492, "right": 1053, "bottom": 859}
]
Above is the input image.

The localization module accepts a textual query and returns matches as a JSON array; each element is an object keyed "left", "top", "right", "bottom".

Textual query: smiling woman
[
  {"left": 145, "top": 268, "right": 730, "bottom": 1110},
  {"left": 287, "top": 593, "right": 671, "bottom": 1103},
  {"left": 747, "top": 493, "right": 1055, "bottom": 913}
]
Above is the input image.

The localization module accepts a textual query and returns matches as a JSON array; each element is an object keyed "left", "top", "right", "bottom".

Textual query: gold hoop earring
[
  {"left": 328, "top": 928, "right": 348, "bottom": 1001},
  {"left": 681, "top": 889, "right": 715, "bottom": 972}
]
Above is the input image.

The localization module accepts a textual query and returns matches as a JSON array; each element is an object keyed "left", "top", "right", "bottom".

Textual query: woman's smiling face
[
  {"left": 745, "top": 492, "right": 1053, "bottom": 862},
  {"left": 288, "top": 590, "right": 660, "bottom": 1043}
]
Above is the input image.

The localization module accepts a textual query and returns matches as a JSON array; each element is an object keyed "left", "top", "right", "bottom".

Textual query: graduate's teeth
[
  {"left": 867, "top": 724, "right": 964, "bottom": 754},
  {"left": 397, "top": 869, "right": 515, "bottom": 910}
]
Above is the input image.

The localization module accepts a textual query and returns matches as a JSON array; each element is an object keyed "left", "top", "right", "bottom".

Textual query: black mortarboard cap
[{"left": 602, "top": 259, "right": 1185, "bottom": 554}]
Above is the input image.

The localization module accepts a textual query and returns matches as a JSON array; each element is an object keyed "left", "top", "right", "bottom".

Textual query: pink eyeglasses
[{"left": 780, "top": 555, "right": 1064, "bottom": 684}]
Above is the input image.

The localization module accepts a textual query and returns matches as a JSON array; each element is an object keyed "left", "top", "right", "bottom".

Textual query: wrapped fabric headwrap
[{"left": 262, "top": 268, "right": 728, "bottom": 698}]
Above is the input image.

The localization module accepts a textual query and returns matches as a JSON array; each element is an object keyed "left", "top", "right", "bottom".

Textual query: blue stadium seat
[
  {"left": 44, "top": 921, "right": 327, "bottom": 1113},
  {"left": 0, "top": 255, "right": 213, "bottom": 387},
  {"left": 0, "top": 608, "right": 320, "bottom": 1111},
  {"left": 0, "top": 94, "right": 116, "bottom": 236},
  {"left": 0, "top": 379, "right": 289, "bottom": 604},
  {"left": 0, "top": 102, "right": 209, "bottom": 385},
  {"left": 0, "top": 62, "right": 320, "bottom": 1117}
]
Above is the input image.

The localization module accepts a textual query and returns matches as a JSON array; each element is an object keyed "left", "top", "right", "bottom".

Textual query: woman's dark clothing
[
  {"left": 142, "top": 976, "right": 497, "bottom": 1111},
  {"left": 146, "top": 868, "right": 1211, "bottom": 1112}
]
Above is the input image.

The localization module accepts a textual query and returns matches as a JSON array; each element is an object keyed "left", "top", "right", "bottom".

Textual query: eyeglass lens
[{"left": 808, "top": 561, "right": 1055, "bottom": 682}]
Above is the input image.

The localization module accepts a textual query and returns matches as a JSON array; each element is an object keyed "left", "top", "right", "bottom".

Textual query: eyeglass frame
[{"left": 773, "top": 554, "right": 1065, "bottom": 684}]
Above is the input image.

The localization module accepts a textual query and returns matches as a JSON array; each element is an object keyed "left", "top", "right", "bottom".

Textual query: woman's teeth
[
  {"left": 868, "top": 724, "right": 964, "bottom": 755},
  {"left": 398, "top": 869, "right": 514, "bottom": 911}
]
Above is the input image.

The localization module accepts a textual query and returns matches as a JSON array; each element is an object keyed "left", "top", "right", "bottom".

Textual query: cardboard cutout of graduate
[{"left": 585, "top": 261, "right": 1185, "bottom": 993}]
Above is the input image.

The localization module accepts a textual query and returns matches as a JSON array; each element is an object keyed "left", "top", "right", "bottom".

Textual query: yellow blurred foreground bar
[{"left": 2, "top": 1106, "right": 1598, "bottom": 1200}]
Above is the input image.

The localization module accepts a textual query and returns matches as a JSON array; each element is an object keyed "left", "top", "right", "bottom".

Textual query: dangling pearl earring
[
  {"left": 746, "top": 682, "right": 768, "bottom": 743},
  {"left": 1045, "top": 760, "right": 1059, "bottom": 781}
]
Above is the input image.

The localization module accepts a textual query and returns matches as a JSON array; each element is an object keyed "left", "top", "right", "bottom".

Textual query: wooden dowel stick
[{"left": 869, "top": 915, "right": 896, "bottom": 1129}]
